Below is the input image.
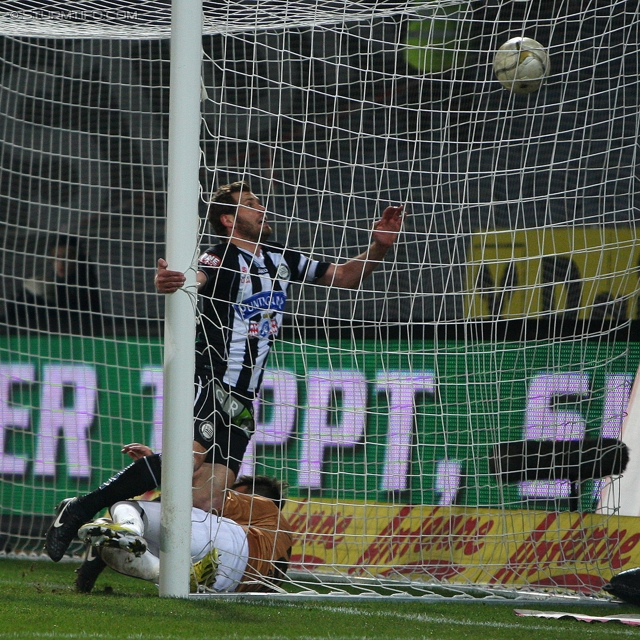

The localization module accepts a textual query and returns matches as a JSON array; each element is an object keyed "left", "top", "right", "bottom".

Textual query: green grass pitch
[{"left": 0, "top": 558, "right": 638, "bottom": 639}]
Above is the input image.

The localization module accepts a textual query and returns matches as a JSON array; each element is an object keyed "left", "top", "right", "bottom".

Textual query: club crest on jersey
[
  {"left": 276, "top": 263, "right": 290, "bottom": 280},
  {"left": 199, "top": 253, "right": 221, "bottom": 267},
  {"left": 233, "top": 290, "right": 287, "bottom": 320},
  {"left": 199, "top": 421, "right": 215, "bottom": 441}
]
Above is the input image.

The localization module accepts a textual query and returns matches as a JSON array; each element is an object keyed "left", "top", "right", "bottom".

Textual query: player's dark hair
[
  {"left": 232, "top": 475, "right": 287, "bottom": 509},
  {"left": 207, "top": 181, "right": 250, "bottom": 236}
]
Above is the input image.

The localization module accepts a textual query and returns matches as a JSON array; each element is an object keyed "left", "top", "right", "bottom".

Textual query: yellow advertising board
[
  {"left": 466, "top": 228, "right": 640, "bottom": 320},
  {"left": 285, "top": 499, "right": 640, "bottom": 594}
]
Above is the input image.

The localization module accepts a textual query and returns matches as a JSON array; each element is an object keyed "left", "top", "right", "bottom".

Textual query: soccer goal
[{"left": 0, "top": 0, "right": 639, "bottom": 600}]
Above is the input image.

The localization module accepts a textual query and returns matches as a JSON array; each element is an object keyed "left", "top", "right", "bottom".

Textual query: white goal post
[{"left": 0, "top": 0, "right": 640, "bottom": 601}]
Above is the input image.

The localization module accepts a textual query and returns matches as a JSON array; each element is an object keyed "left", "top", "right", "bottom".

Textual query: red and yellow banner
[{"left": 285, "top": 499, "right": 640, "bottom": 593}]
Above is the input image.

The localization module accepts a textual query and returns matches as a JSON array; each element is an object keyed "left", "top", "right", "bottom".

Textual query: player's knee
[
  {"left": 192, "top": 448, "right": 207, "bottom": 471},
  {"left": 208, "top": 492, "right": 224, "bottom": 513},
  {"left": 192, "top": 490, "right": 223, "bottom": 513},
  {"left": 191, "top": 491, "right": 210, "bottom": 512}
]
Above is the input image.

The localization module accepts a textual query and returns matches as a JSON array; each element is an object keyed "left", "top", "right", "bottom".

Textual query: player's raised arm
[
  {"left": 316, "top": 204, "right": 404, "bottom": 289},
  {"left": 371, "top": 204, "right": 404, "bottom": 250}
]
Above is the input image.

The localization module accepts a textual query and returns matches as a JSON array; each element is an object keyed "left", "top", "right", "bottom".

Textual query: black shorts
[{"left": 193, "top": 371, "right": 255, "bottom": 476}]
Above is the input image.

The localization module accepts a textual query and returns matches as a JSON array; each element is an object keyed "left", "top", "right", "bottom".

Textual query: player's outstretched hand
[
  {"left": 372, "top": 205, "right": 404, "bottom": 249},
  {"left": 155, "top": 258, "right": 186, "bottom": 293},
  {"left": 122, "top": 443, "right": 154, "bottom": 460}
]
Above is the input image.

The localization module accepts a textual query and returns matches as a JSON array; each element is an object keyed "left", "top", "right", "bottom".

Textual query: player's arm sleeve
[
  {"left": 221, "top": 491, "right": 251, "bottom": 523},
  {"left": 285, "top": 249, "right": 331, "bottom": 284},
  {"left": 222, "top": 491, "right": 283, "bottom": 527},
  {"left": 222, "top": 491, "right": 249, "bottom": 524},
  {"left": 197, "top": 248, "right": 228, "bottom": 294}
]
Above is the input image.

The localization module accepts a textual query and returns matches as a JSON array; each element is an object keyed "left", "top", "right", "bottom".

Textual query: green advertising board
[{"left": 1, "top": 336, "right": 638, "bottom": 515}]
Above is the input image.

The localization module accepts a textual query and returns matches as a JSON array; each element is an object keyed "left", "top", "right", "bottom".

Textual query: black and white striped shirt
[{"left": 195, "top": 241, "right": 330, "bottom": 400}]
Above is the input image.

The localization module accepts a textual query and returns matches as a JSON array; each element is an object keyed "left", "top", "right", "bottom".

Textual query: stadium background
[
  {"left": 0, "top": 0, "right": 639, "bottom": 573},
  {"left": 0, "top": 1, "right": 638, "bottom": 329}
]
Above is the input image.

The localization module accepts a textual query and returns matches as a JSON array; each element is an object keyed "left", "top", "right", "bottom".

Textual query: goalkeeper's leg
[
  {"left": 44, "top": 454, "right": 162, "bottom": 562},
  {"left": 78, "top": 501, "right": 147, "bottom": 556},
  {"left": 101, "top": 547, "right": 161, "bottom": 583}
]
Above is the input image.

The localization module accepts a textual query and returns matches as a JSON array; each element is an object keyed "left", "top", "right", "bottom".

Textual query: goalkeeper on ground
[{"left": 75, "top": 467, "right": 293, "bottom": 594}]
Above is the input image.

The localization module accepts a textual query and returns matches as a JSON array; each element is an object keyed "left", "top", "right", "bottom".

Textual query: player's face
[{"left": 229, "top": 191, "right": 272, "bottom": 242}]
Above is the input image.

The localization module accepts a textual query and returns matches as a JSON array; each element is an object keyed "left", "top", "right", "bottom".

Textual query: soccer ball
[{"left": 493, "top": 36, "right": 550, "bottom": 95}]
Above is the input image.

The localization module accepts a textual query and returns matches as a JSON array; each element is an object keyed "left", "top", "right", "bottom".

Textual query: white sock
[
  {"left": 110, "top": 501, "right": 144, "bottom": 536},
  {"left": 101, "top": 547, "right": 160, "bottom": 583}
]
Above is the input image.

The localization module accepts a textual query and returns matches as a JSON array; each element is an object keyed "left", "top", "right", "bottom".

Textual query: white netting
[
  {"left": 0, "top": 0, "right": 639, "bottom": 600},
  {"left": 0, "top": 0, "right": 428, "bottom": 38}
]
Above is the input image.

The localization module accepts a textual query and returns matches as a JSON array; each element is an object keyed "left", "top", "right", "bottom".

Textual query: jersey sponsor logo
[
  {"left": 233, "top": 291, "right": 287, "bottom": 320},
  {"left": 249, "top": 316, "right": 279, "bottom": 338},
  {"left": 199, "top": 421, "right": 215, "bottom": 442},
  {"left": 258, "top": 318, "right": 271, "bottom": 337},
  {"left": 199, "top": 253, "right": 221, "bottom": 267}
]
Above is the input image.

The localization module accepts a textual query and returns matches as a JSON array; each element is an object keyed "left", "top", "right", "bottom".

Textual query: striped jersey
[{"left": 195, "top": 241, "right": 330, "bottom": 399}]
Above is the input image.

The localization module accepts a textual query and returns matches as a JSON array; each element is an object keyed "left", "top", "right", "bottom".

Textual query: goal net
[{"left": 1, "top": 0, "right": 639, "bottom": 600}]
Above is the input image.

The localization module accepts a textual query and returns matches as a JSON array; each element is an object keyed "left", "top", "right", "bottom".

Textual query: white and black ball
[{"left": 493, "top": 36, "right": 550, "bottom": 95}]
